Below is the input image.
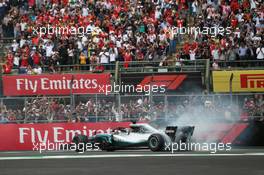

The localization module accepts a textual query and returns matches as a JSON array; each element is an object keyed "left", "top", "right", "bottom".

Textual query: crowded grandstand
[
  {"left": 1, "top": 1, "right": 264, "bottom": 175},
  {"left": 0, "top": 0, "right": 263, "bottom": 124},
  {"left": 0, "top": 0, "right": 263, "bottom": 73}
]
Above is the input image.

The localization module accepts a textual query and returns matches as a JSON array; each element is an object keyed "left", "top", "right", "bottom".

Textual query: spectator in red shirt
[
  {"left": 230, "top": 0, "right": 240, "bottom": 12},
  {"left": 31, "top": 48, "right": 42, "bottom": 66},
  {"left": 123, "top": 50, "right": 132, "bottom": 69},
  {"left": 20, "top": 53, "right": 29, "bottom": 68},
  {"left": 6, "top": 51, "right": 14, "bottom": 66},
  {"left": 2, "top": 64, "right": 12, "bottom": 74}
]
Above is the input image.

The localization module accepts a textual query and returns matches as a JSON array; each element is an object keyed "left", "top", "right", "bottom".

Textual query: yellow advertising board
[{"left": 213, "top": 70, "right": 264, "bottom": 92}]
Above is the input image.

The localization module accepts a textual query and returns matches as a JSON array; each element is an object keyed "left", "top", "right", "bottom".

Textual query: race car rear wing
[{"left": 165, "top": 126, "right": 178, "bottom": 142}]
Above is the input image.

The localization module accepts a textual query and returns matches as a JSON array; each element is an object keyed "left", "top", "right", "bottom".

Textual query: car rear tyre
[{"left": 148, "top": 134, "right": 165, "bottom": 152}]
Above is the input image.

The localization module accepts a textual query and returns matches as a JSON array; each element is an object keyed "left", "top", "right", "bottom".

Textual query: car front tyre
[{"left": 148, "top": 134, "right": 165, "bottom": 152}]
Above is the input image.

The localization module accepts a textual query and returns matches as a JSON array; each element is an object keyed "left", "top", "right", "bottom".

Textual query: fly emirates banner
[{"left": 3, "top": 73, "right": 111, "bottom": 96}]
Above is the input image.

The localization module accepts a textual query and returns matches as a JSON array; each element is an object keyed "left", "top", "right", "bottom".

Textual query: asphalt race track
[{"left": 0, "top": 148, "right": 264, "bottom": 175}]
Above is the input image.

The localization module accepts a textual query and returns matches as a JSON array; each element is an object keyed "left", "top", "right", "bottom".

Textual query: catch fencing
[{"left": 0, "top": 93, "right": 263, "bottom": 123}]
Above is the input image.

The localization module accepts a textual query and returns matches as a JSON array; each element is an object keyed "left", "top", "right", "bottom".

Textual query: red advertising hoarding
[
  {"left": 0, "top": 122, "right": 131, "bottom": 151},
  {"left": 3, "top": 73, "right": 111, "bottom": 96},
  {"left": 0, "top": 122, "right": 249, "bottom": 151}
]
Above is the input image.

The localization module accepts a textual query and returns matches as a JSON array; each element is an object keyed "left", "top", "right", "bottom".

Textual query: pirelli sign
[{"left": 212, "top": 70, "right": 264, "bottom": 92}]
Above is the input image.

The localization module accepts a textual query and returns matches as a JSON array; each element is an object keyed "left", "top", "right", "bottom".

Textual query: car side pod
[
  {"left": 94, "top": 135, "right": 115, "bottom": 152},
  {"left": 148, "top": 133, "right": 165, "bottom": 152}
]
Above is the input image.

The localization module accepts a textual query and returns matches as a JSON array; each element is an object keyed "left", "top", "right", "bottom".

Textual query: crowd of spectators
[
  {"left": 0, "top": 0, "right": 263, "bottom": 74},
  {"left": 0, "top": 0, "right": 263, "bottom": 124},
  {"left": 0, "top": 96, "right": 160, "bottom": 123},
  {"left": 241, "top": 94, "right": 264, "bottom": 120},
  {"left": 1, "top": 93, "right": 262, "bottom": 124}
]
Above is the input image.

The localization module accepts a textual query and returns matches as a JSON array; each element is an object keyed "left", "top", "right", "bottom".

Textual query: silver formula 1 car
[{"left": 72, "top": 123, "right": 195, "bottom": 152}]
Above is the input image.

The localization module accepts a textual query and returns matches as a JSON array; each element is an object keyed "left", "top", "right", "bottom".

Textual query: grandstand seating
[{"left": 0, "top": 0, "right": 263, "bottom": 124}]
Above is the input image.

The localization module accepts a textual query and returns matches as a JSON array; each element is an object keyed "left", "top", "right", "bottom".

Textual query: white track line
[
  {"left": 1, "top": 153, "right": 264, "bottom": 160},
  {"left": 0, "top": 151, "right": 26, "bottom": 154}
]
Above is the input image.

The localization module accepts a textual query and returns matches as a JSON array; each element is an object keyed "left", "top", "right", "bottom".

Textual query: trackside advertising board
[
  {"left": 120, "top": 72, "right": 203, "bottom": 93},
  {"left": 0, "top": 122, "right": 248, "bottom": 151},
  {"left": 2, "top": 73, "right": 111, "bottom": 96},
  {"left": 212, "top": 70, "right": 264, "bottom": 92},
  {"left": 0, "top": 122, "right": 131, "bottom": 151}
]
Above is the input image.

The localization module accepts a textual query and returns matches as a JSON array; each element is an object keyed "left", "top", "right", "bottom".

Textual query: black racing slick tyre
[{"left": 148, "top": 134, "right": 165, "bottom": 152}]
